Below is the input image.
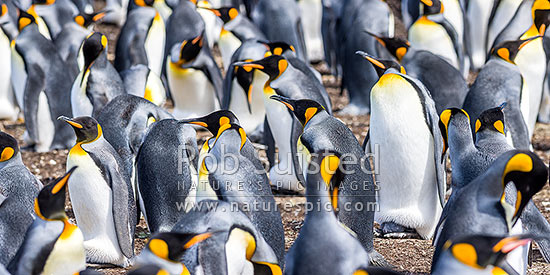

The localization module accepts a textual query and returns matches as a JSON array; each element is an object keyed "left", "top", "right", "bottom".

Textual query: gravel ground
[{"left": 2, "top": 0, "right": 550, "bottom": 274}]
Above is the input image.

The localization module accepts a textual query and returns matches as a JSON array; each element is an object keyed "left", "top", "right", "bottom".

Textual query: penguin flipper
[
  {"left": 362, "top": 129, "right": 370, "bottom": 153},
  {"left": 290, "top": 115, "right": 306, "bottom": 185},
  {"left": 23, "top": 64, "right": 47, "bottom": 147},
  {"left": 221, "top": 63, "right": 236, "bottom": 109},
  {"left": 127, "top": 32, "right": 149, "bottom": 68},
  {"left": 201, "top": 51, "right": 224, "bottom": 106},
  {"left": 521, "top": 201, "right": 550, "bottom": 263},
  {"left": 295, "top": 18, "right": 308, "bottom": 61},
  {"left": 431, "top": 15, "right": 464, "bottom": 72},
  {"left": 264, "top": 118, "right": 276, "bottom": 169}
]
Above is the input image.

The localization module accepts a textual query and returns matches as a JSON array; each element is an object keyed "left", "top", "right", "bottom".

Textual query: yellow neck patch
[
  {"left": 219, "top": 116, "right": 230, "bottom": 126},
  {"left": 277, "top": 59, "right": 288, "bottom": 78},
  {"left": 60, "top": 219, "right": 77, "bottom": 240},
  {"left": 451, "top": 243, "right": 481, "bottom": 269},
  {"left": 503, "top": 153, "right": 533, "bottom": 178},
  {"left": 74, "top": 15, "right": 85, "bottom": 26},
  {"left": 0, "top": 147, "right": 14, "bottom": 162},
  {"left": 396, "top": 47, "right": 407, "bottom": 61},
  {"left": 475, "top": 119, "right": 481, "bottom": 133},
  {"left": 149, "top": 239, "right": 170, "bottom": 260},
  {"left": 304, "top": 107, "right": 318, "bottom": 125},
  {"left": 493, "top": 120, "right": 505, "bottom": 135},
  {"left": 497, "top": 48, "right": 513, "bottom": 64},
  {"left": 320, "top": 155, "right": 340, "bottom": 186}
]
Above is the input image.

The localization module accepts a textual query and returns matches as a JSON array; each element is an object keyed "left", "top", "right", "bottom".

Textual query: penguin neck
[
  {"left": 210, "top": 130, "right": 243, "bottom": 155},
  {"left": 303, "top": 111, "right": 329, "bottom": 130},
  {"left": 0, "top": 152, "right": 22, "bottom": 170},
  {"left": 448, "top": 122, "right": 475, "bottom": 158},
  {"left": 475, "top": 130, "right": 508, "bottom": 147},
  {"left": 305, "top": 179, "right": 335, "bottom": 218}
]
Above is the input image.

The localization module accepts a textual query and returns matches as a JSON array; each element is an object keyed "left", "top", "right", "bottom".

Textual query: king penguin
[
  {"left": 136, "top": 119, "right": 199, "bottom": 233},
  {"left": 465, "top": 0, "right": 495, "bottom": 70},
  {"left": 462, "top": 38, "right": 539, "bottom": 150},
  {"left": 0, "top": 4, "right": 17, "bottom": 120},
  {"left": 285, "top": 152, "right": 371, "bottom": 274},
  {"left": 60, "top": 116, "right": 136, "bottom": 267},
  {"left": 432, "top": 150, "right": 547, "bottom": 271},
  {"left": 120, "top": 64, "right": 167, "bottom": 106},
  {"left": 270, "top": 95, "right": 388, "bottom": 266},
  {"left": 371, "top": 34, "right": 468, "bottom": 114},
  {"left": 30, "top": 0, "right": 80, "bottom": 39},
  {"left": 297, "top": 0, "right": 324, "bottom": 62},
  {"left": 486, "top": 0, "right": 524, "bottom": 52},
  {"left": 358, "top": 52, "right": 446, "bottom": 239},
  {"left": 115, "top": 0, "right": 166, "bottom": 76},
  {"left": 166, "top": 32, "right": 223, "bottom": 119},
  {"left": 0, "top": 131, "right": 42, "bottom": 266},
  {"left": 71, "top": 32, "right": 126, "bottom": 117},
  {"left": 236, "top": 55, "right": 331, "bottom": 193},
  {"left": 8, "top": 168, "right": 86, "bottom": 275},
  {"left": 11, "top": 10, "right": 75, "bottom": 151}
]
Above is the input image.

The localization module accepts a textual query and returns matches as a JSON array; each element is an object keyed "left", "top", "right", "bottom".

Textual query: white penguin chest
[
  {"left": 42, "top": 223, "right": 86, "bottom": 275},
  {"left": 145, "top": 13, "right": 166, "bottom": 76},
  {"left": 71, "top": 69, "right": 93, "bottom": 117},
  {"left": 228, "top": 72, "right": 267, "bottom": 133},
  {"left": 10, "top": 44, "right": 27, "bottom": 111},
  {"left": 219, "top": 31, "right": 242, "bottom": 71},
  {"left": 409, "top": 18, "right": 458, "bottom": 68}
]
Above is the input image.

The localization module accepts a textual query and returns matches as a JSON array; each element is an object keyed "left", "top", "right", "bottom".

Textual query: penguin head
[
  {"left": 32, "top": 0, "right": 55, "bottom": 5},
  {"left": 173, "top": 34, "right": 204, "bottom": 66},
  {"left": 58, "top": 116, "right": 103, "bottom": 143},
  {"left": 270, "top": 95, "right": 326, "bottom": 127},
  {"left": 368, "top": 32, "right": 410, "bottom": 62},
  {"left": 475, "top": 103, "right": 506, "bottom": 136},
  {"left": 501, "top": 151, "right": 548, "bottom": 225},
  {"left": 234, "top": 55, "right": 289, "bottom": 82},
  {"left": 534, "top": 9, "right": 550, "bottom": 36},
  {"left": 491, "top": 36, "right": 541, "bottom": 64},
  {"left": 202, "top": 7, "right": 239, "bottom": 23},
  {"left": 0, "top": 132, "right": 19, "bottom": 162},
  {"left": 443, "top": 234, "right": 533, "bottom": 272},
  {"left": 233, "top": 59, "right": 255, "bottom": 112},
  {"left": 34, "top": 167, "right": 76, "bottom": 221},
  {"left": 17, "top": 9, "right": 36, "bottom": 31},
  {"left": 82, "top": 32, "right": 107, "bottom": 73},
  {"left": 356, "top": 51, "right": 405, "bottom": 77},
  {"left": 438, "top": 108, "right": 470, "bottom": 161},
  {"left": 74, "top": 11, "right": 107, "bottom": 28},
  {"left": 146, "top": 232, "right": 212, "bottom": 262},
  {"left": 260, "top": 41, "right": 296, "bottom": 57},
  {"left": 179, "top": 110, "right": 239, "bottom": 136},
  {"left": 134, "top": 0, "right": 155, "bottom": 7},
  {"left": 420, "top": 0, "right": 443, "bottom": 15}
]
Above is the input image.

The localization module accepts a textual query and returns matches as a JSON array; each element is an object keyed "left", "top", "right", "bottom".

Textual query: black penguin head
[
  {"left": 356, "top": 51, "right": 405, "bottom": 77},
  {"left": 58, "top": 116, "right": 103, "bottom": 143},
  {"left": 420, "top": 0, "right": 443, "bottom": 15},
  {"left": 17, "top": 9, "right": 36, "bottom": 31},
  {"left": 0, "top": 132, "right": 19, "bottom": 162},
  {"left": 270, "top": 95, "right": 326, "bottom": 127},
  {"left": 202, "top": 7, "right": 239, "bottom": 23},
  {"left": 147, "top": 232, "right": 212, "bottom": 262},
  {"left": 82, "top": 32, "right": 107, "bottom": 72},
  {"left": 32, "top": 0, "right": 55, "bottom": 5},
  {"left": 260, "top": 41, "right": 296, "bottom": 57},
  {"left": 368, "top": 32, "right": 410, "bottom": 62},
  {"left": 438, "top": 108, "right": 470, "bottom": 161},
  {"left": 175, "top": 34, "right": 204, "bottom": 65},
  {"left": 233, "top": 60, "right": 255, "bottom": 112},
  {"left": 179, "top": 110, "right": 239, "bottom": 136},
  {"left": 491, "top": 36, "right": 541, "bottom": 64},
  {"left": 534, "top": 9, "right": 550, "bottom": 36},
  {"left": 74, "top": 11, "right": 107, "bottom": 28},
  {"left": 475, "top": 103, "right": 506, "bottom": 136},
  {"left": 134, "top": 0, "right": 154, "bottom": 7},
  {"left": 34, "top": 167, "right": 76, "bottom": 221},
  {"left": 501, "top": 151, "right": 548, "bottom": 225},
  {"left": 443, "top": 234, "right": 533, "bottom": 271},
  {"left": 234, "top": 55, "right": 288, "bottom": 82}
]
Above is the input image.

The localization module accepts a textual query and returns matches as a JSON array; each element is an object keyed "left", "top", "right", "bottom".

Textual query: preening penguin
[
  {"left": 11, "top": 10, "right": 75, "bottom": 151},
  {"left": 71, "top": 32, "right": 126, "bottom": 117},
  {"left": 0, "top": 132, "right": 42, "bottom": 266},
  {"left": 166, "top": 33, "right": 223, "bottom": 119},
  {"left": 135, "top": 231, "right": 213, "bottom": 275},
  {"left": 358, "top": 52, "right": 446, "bottom": 239},
  {"left": 115, "top": 0, "right": 166, "bottom": 76},
  {"left": 270, "top": 96, "right": 387, "bottom": 266},
  {"left": 285, "top": 153, "right": 371, "bottom": 275},
  {"left": 120, "top": 64, "right": 167, "bottom": 106},
  {"left": 432, "top": 234, "right": 535, "bottom": 275},
  {"left": 462, "top": 38, "right": 538, "bottom": 150},
  {"left": 8, "top": 168, "right": 86, "bottom": 275},
  {"left": 371, "top": 34, "right": 468, "bottom": 114},
  {"left": 432, "top": 150, "right": 548, "bottom": 270},
  {"left": 136, "top": 119, "right": 199, "bottom": 233},
  {"left": 60, "top": 116, "right": 136, "bottom": 267}
]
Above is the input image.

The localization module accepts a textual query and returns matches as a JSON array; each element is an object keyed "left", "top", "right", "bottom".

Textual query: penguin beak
[
  {"left": 356, "top": 51, "right": 386, "bottom": 70},
  {"left": 420, "top": 0, "right": 433, "bottom": 6},
  {"left": 183, "top": 232, "right": 212, "bottom": 249},
  {"left": 234, "top": 61, "right": 264, "bottom": 70},
  {"left": 493, "top": 236, "right": 533, "bottom": 274},
  {"left": 91, "top": 10, "right": 107, "bottom": 23},
  {"left": 518, "top": 35, "right": 542, "bottom": 50},
  {"left": 270, "top": 95, "right": 296, "bottom": 111},
  {"left": 58, "top": 116, "right": 83, "bottom": 129},
  {"left": 179, "top": 118, "right": 208, "bottom": 128},
  {"left": 198, "top": 6, "right": 220, "bottom": 16},
  {"left": 499, "top": 102, "right": 507, "bottom": 110},
  {"left": 52, "top": 166, "right": 77, "bottom": 195}
]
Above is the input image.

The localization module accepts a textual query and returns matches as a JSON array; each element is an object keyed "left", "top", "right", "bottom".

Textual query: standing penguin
[
  {"left": 371, "top": 34, "right": 468, "bottom": 114},
  {"left": 115, "top": 0, "right": 165, "bottom": 76},
  {"left": 285, "top": 153, "right": 371, "bottom": 274},
  {"left": 136, "top": 119, "right": 199, "bottom": 233},
  {"left": 120, "top": 64, "right": 167, "bottom": 106},
  {"left": 409, "top": 0, "right": 466, "bottom": 74},
  {"left": 465, "top": 0, "right": 495, "bottom": 70},
  {"left": 486, "top": 0, "right": 524, "bottom": 52},
  {"left": 0, "top": 132, "right": 42, "bottom": 266},
  {"left": 236, "top": 55, "right": 331, "bottom": 193},
  {"left": 251, "top": 0, "right": 307, "bottom": 61},
  {"left": 60, "top": 116, "right": 136, "bottom": 267},
  {"left": 462, "top": 38, "right": 538, "bottom": 150},
  {"left": 271, "top": 96, "right": 387, "bottom": 266},
  {"left": 431, "top": 150, "right": 548, "bottom": 270},
  {"left": 8, "top": 168, "right": 86, "bottom": 275},
  {"left": 358, "top": 52, "right": 446, "bottom": 239},
  {"left": 71, "top": 32, "right": 126, "bottom": 117},
  {"left": 166, "top": 33, "right": 223, "bottom": 119},
  {"left": 0, "top": 4, "right": 17, "bottom": 120},
  {"left": 298, "top": 0, "right": 324, "bottom": 62},
  {"left": 11, "top": 10, "right": 75, "bottom": 151}
]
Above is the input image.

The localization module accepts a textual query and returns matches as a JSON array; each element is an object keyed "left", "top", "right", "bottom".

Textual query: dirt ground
[{"left": 2, "top": 0, "right": 550, "bottom": 274}]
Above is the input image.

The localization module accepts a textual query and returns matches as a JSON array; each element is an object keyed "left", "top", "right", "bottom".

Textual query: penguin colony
[{"left": 3, "top": 0, "right": 550, "bottom": 274}]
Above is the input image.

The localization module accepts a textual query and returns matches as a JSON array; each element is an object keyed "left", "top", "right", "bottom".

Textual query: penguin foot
[
  {"left": 368, "top": 250, "right": 393, "bottom": 268},
  {"left": 378, "top": 222, "right": 421, "bottom": 239}
]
